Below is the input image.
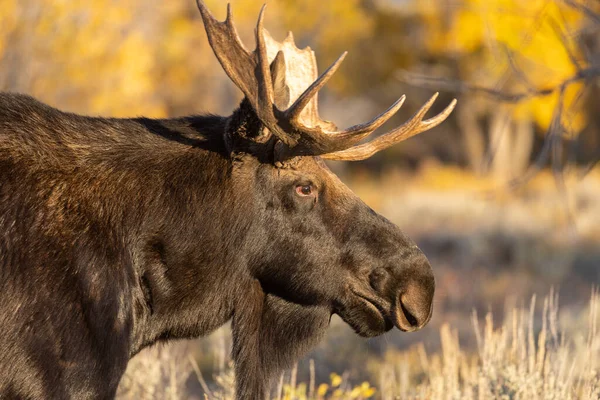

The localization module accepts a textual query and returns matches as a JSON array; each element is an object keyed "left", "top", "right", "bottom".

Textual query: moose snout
[{"left": 393, "top": 273, "right": 435, "bottom": 332}]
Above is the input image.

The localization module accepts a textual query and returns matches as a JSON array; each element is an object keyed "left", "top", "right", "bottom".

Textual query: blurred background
[{"left": 2, "top": 0, "right": 600, "bottom": 398}]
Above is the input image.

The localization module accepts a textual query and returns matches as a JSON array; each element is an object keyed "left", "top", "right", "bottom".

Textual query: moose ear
[{"left": 270, "top": 50, "right": 290, "bottom": 110}]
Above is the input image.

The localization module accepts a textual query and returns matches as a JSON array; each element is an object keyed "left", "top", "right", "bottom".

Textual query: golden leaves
[
  {"left": 0, "top": 0, "right": 376, "bottom": 117},
  {"left": 1, "top": 0, "right": 586, "bottom": 134},
  {"left": 1, "top": 0, "right": 163, "bottom": 116},
  {"left": 423, "top": 0, "right": 588, "bottom": 132}
]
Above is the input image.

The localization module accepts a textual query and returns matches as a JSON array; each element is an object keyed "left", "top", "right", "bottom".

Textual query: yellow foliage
[
  {"left": 420, "top": 0, "right": 588, "bottom": 132},
  {"left": 282, "top": 382, "right": 308, "bottom": 399},
  {"left": 349, "top": 382, "right": 376, "bottom": 398},
  {"left": 330, "top": 372, "right": 343, "bottom": 387},
  {"left": 317, "top": 383, "right": 329, "bottom": 396},
  {"left": 0, "top": 0, "right": 167, "bottom": 117},
  {"left": 0, "top": 0, "right": 18, "bottom": 56},
  {"left": 0, "top": 0, "right": 375, "bottom": 117}
]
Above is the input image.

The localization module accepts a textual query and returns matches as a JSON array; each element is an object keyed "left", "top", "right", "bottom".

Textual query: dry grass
[
  {"left": 378, "top": 289, "right": 600, "bottom": 400},
  {"left": 117, "top": 289, "right": 600, "bottom": 399},
  {"left": 116, "top": 342, "right": 194, "bottom": 400}
]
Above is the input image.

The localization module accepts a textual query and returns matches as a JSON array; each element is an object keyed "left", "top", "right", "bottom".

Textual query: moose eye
[{"left": 295, "top": 184, "right": 313, "bottom": 197}]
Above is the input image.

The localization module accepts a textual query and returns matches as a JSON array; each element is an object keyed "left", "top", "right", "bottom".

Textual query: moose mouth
[
  {"left": 351, "top": 288, "right": 427, "bottom": 333},
  {"left": 350, "top": 290, "right": 395, "bottom": 333}
]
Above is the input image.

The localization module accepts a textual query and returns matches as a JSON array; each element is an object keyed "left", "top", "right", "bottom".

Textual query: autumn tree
[{"left": 401, "top": 0, "right": 599, "bottom": 181}]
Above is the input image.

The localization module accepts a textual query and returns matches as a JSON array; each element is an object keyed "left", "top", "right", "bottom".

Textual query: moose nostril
[
  {"left": 394, "top": 286, "right": 433, "bottom": 332},
  {"left": 399, "top": 298, "right": 419, "bottom": 327}
]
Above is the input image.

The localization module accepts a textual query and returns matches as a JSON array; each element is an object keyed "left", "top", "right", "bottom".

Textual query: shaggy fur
[{"left": 0, "top": 93, "right": 434, "bottom": 399}]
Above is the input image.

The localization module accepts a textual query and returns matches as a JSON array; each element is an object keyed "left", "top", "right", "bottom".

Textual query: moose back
[{"left": 0, "top": 1, "right": 455, "bottom": 399}]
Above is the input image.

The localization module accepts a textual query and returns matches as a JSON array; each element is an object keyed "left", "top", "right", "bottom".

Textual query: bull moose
[{"left": 0, "top": 1, "right": 456, "bottom": 399}]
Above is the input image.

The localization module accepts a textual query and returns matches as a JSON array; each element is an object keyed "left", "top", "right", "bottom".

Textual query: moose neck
[{"left": 62, "top": 113, "right": 261, "bottom": 355}]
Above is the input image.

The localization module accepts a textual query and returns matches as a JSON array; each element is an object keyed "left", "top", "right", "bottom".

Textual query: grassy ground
[
  {"left": 117, "top": 291, "right": 600, "bottom": 399},
  {"left": 117, "top": 165, "right": 600, "bottom": 399}
]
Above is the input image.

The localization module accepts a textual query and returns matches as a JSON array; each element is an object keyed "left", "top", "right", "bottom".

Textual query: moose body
[
  {"left": 0, "top": 2, "right": 455, "bottom": 399},
  {"left": 0, "top": 94, "right": 330, "bottom": 398}
]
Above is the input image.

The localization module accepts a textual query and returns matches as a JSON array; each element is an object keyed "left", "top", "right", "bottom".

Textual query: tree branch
[
  {"left": 396, "top": 66, "right": 600, "bottom": 104},
  {"left": 560, "top": 0, "right": 600, "bottom": 25}
]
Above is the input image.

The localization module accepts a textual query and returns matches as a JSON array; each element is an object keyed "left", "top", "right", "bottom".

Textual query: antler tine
[
  {"left": 337, "top": 95, "right": 406, "bottom": 137},
  {"left": 196, "top": 1, "right": 253, "bottom": 98},
  {"left": 253, "top": 4, "right": 298, "bottom": 146},
  {"left": 274, "top": 96, "right": 407, "bottom": 158},
  {"left": 196, "top": 0, "right": 216, "bottom": 24},
  {"left": 255, "top": 5, "right": 274, "bottom": 106},
  {"left": 419, "top": 98, "right": 457, "bottom": 129},
  {"left": 286, "top": 52, "right": 348, "bottom": 122},
  {"left": 322, "top": 94, "right": 457, "bottom": 161},
  {"left": 225, "top": 3, "right": 234, "bottom": 27}
]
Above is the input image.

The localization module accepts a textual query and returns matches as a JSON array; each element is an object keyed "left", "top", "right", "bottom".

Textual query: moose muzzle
[{"left": 393, "top": 265, "right": 435, "bottom": 332}]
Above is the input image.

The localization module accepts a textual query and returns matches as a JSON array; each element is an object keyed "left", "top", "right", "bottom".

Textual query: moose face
[
  {"left": 197, "top": 1, "right": 454, "bottom": 337},
  {"left": 242, "top": 154, "right": 435, "bottom": 337}
]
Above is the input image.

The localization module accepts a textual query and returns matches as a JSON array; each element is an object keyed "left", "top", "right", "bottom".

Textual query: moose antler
[
  {"left": 322, "top": 93, "right": 457, "bottom": 161},
  {"left": 196, "top": 1, "right": 456, "bottom": 161}
]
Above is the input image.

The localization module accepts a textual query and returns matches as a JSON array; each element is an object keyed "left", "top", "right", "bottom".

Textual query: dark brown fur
[{"left": 0, "top": 93, "right": 434, "bottom": 399}]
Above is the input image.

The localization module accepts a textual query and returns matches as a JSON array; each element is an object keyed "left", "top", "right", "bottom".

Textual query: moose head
[
  {"left": 192, "top": 3, "right": 455, "bottom": 396},
  {"left": 197, "top": 0, "right": 454, "bottom": 335}
]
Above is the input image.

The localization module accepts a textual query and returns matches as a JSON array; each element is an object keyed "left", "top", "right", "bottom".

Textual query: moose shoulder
[{"left": 0, "top": 2, "right": 455, "bottom": 399}]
